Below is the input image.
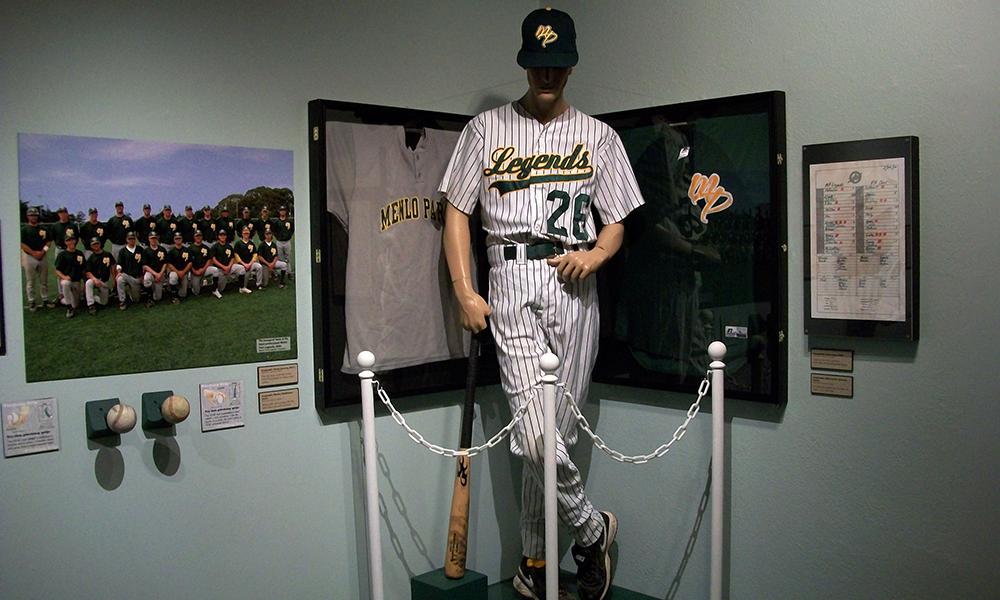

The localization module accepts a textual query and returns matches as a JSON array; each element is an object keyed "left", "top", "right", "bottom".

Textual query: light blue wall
[
  {"left": 552, "top": 1, "right": 1000, "bottom": 598},
  {"left": 0, "top": 2, "right": 533, "bottom": 599},
  {"left": 2, "top": 2, "right": 999, "bottom": 599}
]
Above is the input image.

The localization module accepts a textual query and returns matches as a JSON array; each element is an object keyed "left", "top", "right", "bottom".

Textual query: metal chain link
[
  {"left": 561, "top": 371, "right": 711, "bottom": 465},
  {"left": 374, "top": 379, "right": 529, "bottom": 458}
]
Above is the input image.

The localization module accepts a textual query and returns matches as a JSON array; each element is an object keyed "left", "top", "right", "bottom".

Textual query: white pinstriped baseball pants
[{"left": 486, "top": 245, "right": 604, "bottom": 558}]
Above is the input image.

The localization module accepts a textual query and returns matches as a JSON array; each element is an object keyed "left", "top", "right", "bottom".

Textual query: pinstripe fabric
[{"left": 441, "top": 101, "right": 643, "bottom": 557}]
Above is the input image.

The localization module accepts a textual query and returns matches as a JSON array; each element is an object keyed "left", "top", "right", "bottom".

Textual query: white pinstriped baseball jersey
[
  {"left": 439, "top": 101, "right": 643, "bottom": 557},
  {"left": 327, "top": 122, "right": 468, "bottom": 374},
  {"left": 440, "top": 101, "right": 643, "bottom": 245}
]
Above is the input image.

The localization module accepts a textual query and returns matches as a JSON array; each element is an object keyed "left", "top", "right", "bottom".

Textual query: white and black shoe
[
  {"left": 573, "top": 510, "right": 618, "bottom": 600},
  {"left": 514, "top": 557, "right": 572, "bottom": 599},
  {"left": 513, "top": 557, "right": 545, "bottom": 599}
]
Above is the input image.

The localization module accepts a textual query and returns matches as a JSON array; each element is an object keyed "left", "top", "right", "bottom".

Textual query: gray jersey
[
  {"left": 440, "top": 102, "right": 642, "bottom": 244},
  {"left": 327, "top": 121, "right": 467, "bottom": 374}
]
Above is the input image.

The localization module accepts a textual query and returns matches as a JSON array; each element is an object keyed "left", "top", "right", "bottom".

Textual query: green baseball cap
[{"left": 517, "top": 8, "right": 578, "bottom": 68}]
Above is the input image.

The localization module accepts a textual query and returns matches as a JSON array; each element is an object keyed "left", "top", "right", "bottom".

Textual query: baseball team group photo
[{"left": 17, "top": 134, "right": 297, "bottom": 382}]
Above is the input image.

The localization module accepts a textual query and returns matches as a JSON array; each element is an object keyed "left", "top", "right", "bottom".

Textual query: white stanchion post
[
  {"left": 708, "top": 341, "right": 727, "bottom": 600},
  {"left": 539, "top": 352, "right": 560, "bottom": 600},
  {"left": 358, "top": 351, "right": 384, "bottom": 600}
]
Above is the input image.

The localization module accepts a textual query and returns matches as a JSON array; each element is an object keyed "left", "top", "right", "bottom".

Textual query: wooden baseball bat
[{"left": 444, "top": 334, "right": 480, "bottom": 579}]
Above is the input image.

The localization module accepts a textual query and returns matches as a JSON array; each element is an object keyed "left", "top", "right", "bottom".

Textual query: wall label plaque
[
  {"left": 810, "top": 373, "right": 854, "bottom": 398},
  {"left": 258, "top": 363, "right": 299, "bottom": 388},
  {"left": 810, "top": 348, "right": 854, "bottom": 372},
  {"left": 259, "top": 388, "right": 300, "bottom": 414}
]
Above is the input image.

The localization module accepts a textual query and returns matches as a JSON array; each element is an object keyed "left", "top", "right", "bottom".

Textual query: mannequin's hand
[
  {"left": 545, "top": 248, "right": 609, "bottom": 282},
  {"left": 456, "top": 289, "right": 491, "bottom": 333}
]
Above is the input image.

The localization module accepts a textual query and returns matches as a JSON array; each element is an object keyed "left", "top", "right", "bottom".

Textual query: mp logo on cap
[{"left": 535, "top": 25, "right": 557, "bottom": 47}]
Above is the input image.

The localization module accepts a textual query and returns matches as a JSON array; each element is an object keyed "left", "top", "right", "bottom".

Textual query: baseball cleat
[
  {"left": 239, "top": 287, "right": 252, "bottom": 294},
  {"left": 88, "top": 306, "right": 97, "bottom": 316},
  {"left": 213, "top": 290, "right": 223, "bottom": 299},
  {"left": 573, "top": 510, "right": 618, "bottom": 600},
  {"left": 27, "top": 302, "right": 37, "bottom": 312}
]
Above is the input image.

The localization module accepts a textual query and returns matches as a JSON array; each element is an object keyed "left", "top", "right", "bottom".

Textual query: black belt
[{"left": 502, "top": 241, "right": 569, "bottom": 261}]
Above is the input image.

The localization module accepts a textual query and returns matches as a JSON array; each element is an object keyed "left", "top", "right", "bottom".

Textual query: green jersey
[
  {"left": 55, "top": 249, "right": 86, "bottom": 281},
  {"left": 21, "top": 223, "right": 50, "bottom": 251},
  {"left": 234, "top": 239, "right": 258, "bottom": 263},
  {"left": 197, "top": 216, "right": 218, "bottom": 242},
  {"left": 155, "top": 215, "right": 180, "bottom": 242},
  {"left": 258, "top": 240, "right": 279, "bottom": 263},
  {"left": 117, "top": 245, "right": 144, "bottom": 278},
  {"left": 144, "top": 244, "right": 167, "bottom": 273},
  {"left": 135, "top": 215, "right": 157, "bottom": 244},
  {"left": 235, "top": 217, "right": 256, "bottom": 240},
  {"left": 80, "top": 220, "right": 107, "bottom": 247},
  {"left": 216, "top": 216, "right": 236, "bottom": 239},
  {"left": 213, "top": 242, "right": 235, "bottom": 267},
  {"left": 166, "top": 245, "right": 192, "bottom": 271},
  {"left": 272, "top": 217, "right": 294, "bottom": 241},
  {"left": 48, "top": 220, "right": 78, "bottom": 250},
  {"left": 106, "top": 214, "right": 134, "bottom": 244},
  {"left": 85, "top": 251, "right": 115, "bottom": 282},
  {"left": 179, "top": 217, "right": 198, "bottom": 244},
  {"left": 189, "top": 242, "right": 212, "bottom": 270}
]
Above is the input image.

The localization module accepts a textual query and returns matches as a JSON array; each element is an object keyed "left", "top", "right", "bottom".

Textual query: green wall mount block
[
  {"left": 142, "top": 390, "right": 174, "bottom": 430},
  {"left": 411, "top": 568, "right": 488, "bottom": 600},
  {"left": 86, "top": 398, "right": 121, "bottom": 440}
]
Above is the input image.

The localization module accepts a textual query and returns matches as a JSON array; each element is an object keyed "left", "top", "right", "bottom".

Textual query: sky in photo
[{"left": 18, "top": 133, "right": 293, "bottom": 218}]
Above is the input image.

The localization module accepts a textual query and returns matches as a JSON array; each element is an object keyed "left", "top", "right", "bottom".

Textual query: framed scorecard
[
  {"left": 593, "top": 91, "right": 788, "bottom": 404},
  {"left": 803, "top": 136, "right": 919, "bottom": 341}
]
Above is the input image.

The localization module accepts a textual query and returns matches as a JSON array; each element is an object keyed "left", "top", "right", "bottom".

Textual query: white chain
[
  {"left": 562, "top": 372, "right": 711, "bottom": 465},
  {"left": 374, "top": 380, "right": 529, "bottom": 458}
]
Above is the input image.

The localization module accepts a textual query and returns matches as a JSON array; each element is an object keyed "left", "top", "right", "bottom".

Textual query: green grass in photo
[{"left": 19, "top": 242, "right": 297, "bottom": 382}]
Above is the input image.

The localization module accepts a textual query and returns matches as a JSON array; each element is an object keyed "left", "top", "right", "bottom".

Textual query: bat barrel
[
  {"left": 540, "top": 352, "right": 560, "bottom": 600},
  {"left": 358, "top": 351, "right": 385, "bottom": 600}
]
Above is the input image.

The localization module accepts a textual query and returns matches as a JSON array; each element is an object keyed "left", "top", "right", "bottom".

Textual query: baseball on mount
[
  {"left": 161, "top": 395, "right": 190, "bottom": 424},
  {"left": 106, "top": 403, "right": 137, "bottom": 433}
]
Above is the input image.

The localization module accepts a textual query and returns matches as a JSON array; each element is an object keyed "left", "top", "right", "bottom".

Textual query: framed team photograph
[
  {"left": 803, "top": 136, "right": 919, "bottom": 341},
  {"left": 593, "top": 91, "right": 788, "bottom": 404},
  {"left": 309, "top": 100, "right": 496, "bottom": 409},
  {"left": 17, "top": 133, "right": 297, "bottom": 382}
]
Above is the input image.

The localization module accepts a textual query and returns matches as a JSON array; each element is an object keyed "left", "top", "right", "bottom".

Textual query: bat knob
[
  {"left": 708, "top": 341, "right": 727, "bottom": 361},
  {"left": 357, "top": 351, "right": 376, "bottom": 369}
]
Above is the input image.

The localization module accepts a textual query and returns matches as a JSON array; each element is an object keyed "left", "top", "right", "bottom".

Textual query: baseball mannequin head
[{"left": 517, "top": 8, "right": 577, "bottom": 122}]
